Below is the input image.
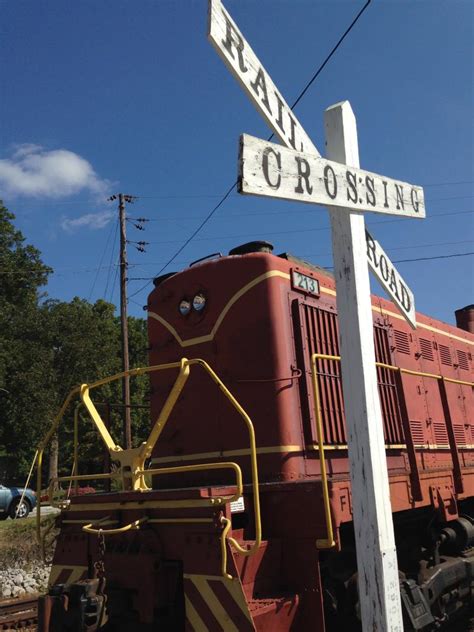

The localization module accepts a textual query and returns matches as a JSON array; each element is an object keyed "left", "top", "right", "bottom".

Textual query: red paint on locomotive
[{"left": 40, "top": 243, "right": 474, "bottom": 631}]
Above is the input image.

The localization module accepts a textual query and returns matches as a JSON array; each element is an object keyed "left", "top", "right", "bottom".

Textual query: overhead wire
[
  {"left": 127, "top": 252, "right": 474, "bottom": 281},
  {"left": 10, "top": 180, "right": 474, "bottom": 208},
  {"left": 126, "top": 242, "right": 474, "bottom": 281},
  {"left": 128, "top": 0, "right": 374, "bottom": 301},
  {"left": 88, "top": 217, "right": 116, "bottom": 301},
  {"left": 392, "top": 252, "right": 474, "bottom": 264},
  {"left": 137, "top": 210, "right": 473, "bottom": 246},
  {"left": 128, "top": 198, "right": 474, "bottom": 222},
  {"left": 110, "top": 255, "right": 120, "bottom": 303},
  {"left": 104, "top": 218, "right": 119, "bottom": 300}
]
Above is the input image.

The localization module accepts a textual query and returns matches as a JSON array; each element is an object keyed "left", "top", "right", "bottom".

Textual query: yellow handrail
[
  {"left": 48, "top": 472, "right": 123, "bottom": 509},
  {"left": 83, "top": 517, "right": 148, "bottom": 535},
  {"left": 311, "top": 353, "right": 337, "bottom": 549},
  {"left": 219, "top": 517, "right": 234, "bottom": 580},
  {"left": 36, "top": 386, "right": 81, "bottom": 543},
  {"left": 35, "top": 357, "right": 262, "bottom": 567},
  {"left": 140, "top": 461, "right": 243, "bottom": 504},
  {"left": 186, "top": 359, "right": 262, "bottom": 557},
  {"left": 375, "top": 361, "right": 474, "bottom": 388},
  {"left": 310, "top": 352, "right": 473, "bottom": 550}
]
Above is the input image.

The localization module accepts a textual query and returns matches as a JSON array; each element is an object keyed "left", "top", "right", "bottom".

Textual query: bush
[{"left": 40, "top": 486, "right": 96, "bottom": 503}]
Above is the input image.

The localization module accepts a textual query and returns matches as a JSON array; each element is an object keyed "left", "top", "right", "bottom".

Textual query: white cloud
[
  {"left": 60, "top": 210, "right": 114, "bottom": 232},
  {"left": 0, "top": 144, "right": 111, "bottom": 199}
]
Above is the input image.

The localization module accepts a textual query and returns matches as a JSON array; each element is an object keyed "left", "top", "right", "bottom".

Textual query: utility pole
[{"left": 118, "top": 193, "right": 132, "bottom": 449}]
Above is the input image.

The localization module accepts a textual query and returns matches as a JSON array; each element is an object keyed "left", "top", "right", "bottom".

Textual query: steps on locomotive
[
  {"left": 46, "top": 488, "right": 306, "bottom": 630},
  {"left": 248, "top": 594, "right": 300, "bottom": 629}
]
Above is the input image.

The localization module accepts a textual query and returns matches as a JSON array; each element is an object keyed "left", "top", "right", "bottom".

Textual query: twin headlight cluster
[{"left": 179, "top": 293, "right": 206, "bottom": 316}]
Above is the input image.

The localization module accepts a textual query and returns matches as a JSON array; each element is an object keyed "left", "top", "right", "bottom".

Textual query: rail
[
  {"left": 35, "top": 357, "right": 262, "bottom": 572},
  {"left": 311, "top": 352, "right": 474, "bottom": 550},
  {"left": 0, "top": 595, "right": 38, "bottom": 629}
]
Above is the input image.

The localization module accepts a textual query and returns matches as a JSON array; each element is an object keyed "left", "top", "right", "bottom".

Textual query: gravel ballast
[{"left": 0, "top": 563, "right": 51, "bottom": 598}]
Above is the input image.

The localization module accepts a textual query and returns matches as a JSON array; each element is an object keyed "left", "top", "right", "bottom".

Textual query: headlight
[
  {"left": 179, "top": 299, "right": 191, "bottom": 316},
  {"left": 193, "top": 293, "right": 206, "bottom": 312}
]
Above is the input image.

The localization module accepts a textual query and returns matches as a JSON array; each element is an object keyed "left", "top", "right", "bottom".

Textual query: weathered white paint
[
  {"left": 366, "top": 230, "right": 417, "bottom": 329},
  {"left": 208, "top": 0, "right": 422, "bottom": 328},
  {"left": 239, "top": 133, "right": 425, "bottom": 219},
  {"left": 208, "top": 7, "right": 410, "bottom": 627},
  {"left": 325, "top": 101, "right": 403, "bottom": 631},
  {"left": 208, "top": 0, "right": 320, "bottom": 156}
]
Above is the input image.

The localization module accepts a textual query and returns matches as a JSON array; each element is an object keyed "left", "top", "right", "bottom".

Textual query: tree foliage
[
  {"left": 0, "top": 202, "right": 150, "bottom": 485},
  {"left": 0, "top": 202, "right": 53, "bottom": 477}
]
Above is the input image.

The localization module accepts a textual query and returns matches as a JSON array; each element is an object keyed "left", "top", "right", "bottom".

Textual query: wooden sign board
[
  {"left": 208, "top": 0, "right": 320, "bottom": 156},
  {"left": 366, "top": 230, "right": 416, "bottom": 329},
  {"left": 239, "top": 134, "right": 426, "bottom": 219}
]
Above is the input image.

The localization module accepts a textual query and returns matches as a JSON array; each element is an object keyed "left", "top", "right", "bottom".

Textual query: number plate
[{"left": 291, "top": 270, "right": 320, "bottom": 296}]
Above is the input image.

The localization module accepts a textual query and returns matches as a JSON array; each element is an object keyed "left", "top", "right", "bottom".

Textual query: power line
[
  {"left": 137, "top": 210, "right": 473, "bottom": 246},
  {"left": 104, "top": 218, "right": 119, "bottom": 300},
  {"left": 127, "top": 249, "right": 474, "bottom": 281},
  {"left": 10, "top": 181, "right": 474, "bottom": 208},
  {"left": 3, "top": 237, "right": 469, "bottom": 279},
  {"left": 274, "top": 0, "right": 372, "bottom": 116},
  {"left": 129, "top": 199, "right": 473, "bottom": 223},
  {"left": 422, "top": 181, "right": 474, "bottom": 188},
  {"left": 393, "top": 251, "right": 474, "bottom": 264},
  {"left": 128, "top": 0, "right": 373, "bottom": 300},
  {"left": 128, "top": 297, "right": 146, "bottom": 309},
  {"left": 88, "top": 216, "right": 116, "bottom": 301},
  {"left": 128, "top": 182, "right": 237, "bottom": 299},
  {"left": 109, "top": 252, "right": 120, "bottom": 303}
]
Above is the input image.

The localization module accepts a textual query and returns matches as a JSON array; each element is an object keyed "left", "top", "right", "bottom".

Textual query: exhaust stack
[{"left": 455, "top": 304, "right": 474, "bottom": 334}]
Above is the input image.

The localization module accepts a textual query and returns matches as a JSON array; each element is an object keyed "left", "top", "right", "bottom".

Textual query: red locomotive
[{"left": 38, "top": 241, "right": 473, "bottom": 631}]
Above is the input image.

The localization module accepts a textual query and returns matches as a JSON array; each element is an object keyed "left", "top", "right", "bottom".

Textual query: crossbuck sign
[
  {"left": 208, "top": 0, "right": 418, "bottom": 329},
  {"left": 239, "top": 133, "right": 425, "bottom": 219},
  {"left": 209, "top": 1, "right": 426, "bottom": 630},
  {"left": 239, "top": 134, "right": 419, "bottom": 327}
]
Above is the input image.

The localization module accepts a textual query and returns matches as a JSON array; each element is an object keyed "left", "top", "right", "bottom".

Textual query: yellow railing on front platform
[{"left": 35, "top": 357, "right": 262, "bottom": 575}]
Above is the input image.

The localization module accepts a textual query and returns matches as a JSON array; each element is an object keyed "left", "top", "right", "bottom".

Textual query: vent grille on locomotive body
[{"left": 39, "top": 240, "right": 474, "bottom": 632}]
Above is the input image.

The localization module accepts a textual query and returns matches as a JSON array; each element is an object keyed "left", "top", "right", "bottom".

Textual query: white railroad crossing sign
[
  {"left": 208, "top": 0, "right": 418, "bottom": 330},
  {"left": 239, "top": 134, "right": 419, "bottom": 328},
  {"left": 239, "top": 133, "right": 425, "bottom": 219},
  {"left": 208, "top": 0, "right": 320, "bottom": 157},
  {"left": 366, "top": 231, "right": 416, "bottom": 329},
  {"left": 209, "top": 1, "right": 426, "bottom": 630}
]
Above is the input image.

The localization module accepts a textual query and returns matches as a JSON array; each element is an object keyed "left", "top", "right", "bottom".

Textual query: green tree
[
  {"left": 40, "top": 300, "right": 150, "bottom": 485},
  {"left": 0, "top": 202, "right": 52, "bottom": 480},
  {"left": 0, "top": 201, "right": 150, "bottom": 486}
]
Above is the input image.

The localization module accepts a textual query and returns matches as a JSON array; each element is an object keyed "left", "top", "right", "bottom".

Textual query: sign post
[
  {"left": 324, "top": 101, "right": 403, "bottom": 630},
  {"left": 208, "top": 1, "right": 424, "bottom": 628}
]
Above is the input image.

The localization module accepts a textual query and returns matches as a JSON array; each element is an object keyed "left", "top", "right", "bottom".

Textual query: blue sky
[{"left": 1, "top": 0, "right": 472, "bottom": 325}]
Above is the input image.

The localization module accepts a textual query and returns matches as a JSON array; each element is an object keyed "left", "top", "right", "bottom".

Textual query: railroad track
[{"left": 0, "top": 594, "right": 38, "bottom": 630}]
